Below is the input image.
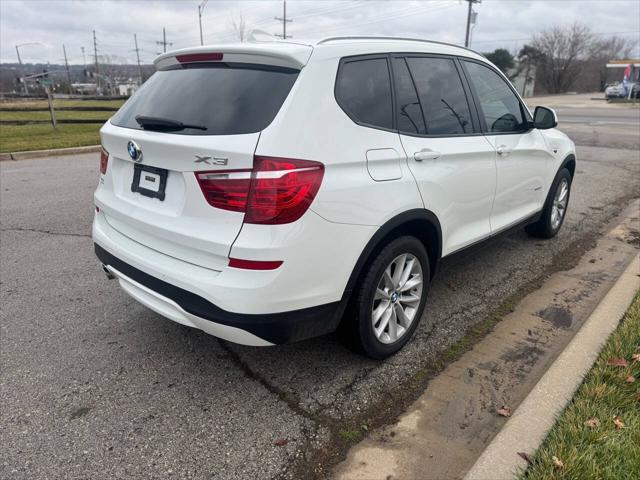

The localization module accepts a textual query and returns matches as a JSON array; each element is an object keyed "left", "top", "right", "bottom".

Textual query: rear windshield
[{"left": 111, "top": 63, "right": 299, "bottom": 135}]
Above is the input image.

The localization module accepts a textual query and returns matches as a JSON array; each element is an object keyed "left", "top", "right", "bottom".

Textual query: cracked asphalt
[{"left": 1, "top": 97, "right": 639, "bottom": 479}]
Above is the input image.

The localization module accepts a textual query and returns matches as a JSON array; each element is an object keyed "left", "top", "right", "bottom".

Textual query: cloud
[{"left": 1, "top": 0, "right": 639, "bottom": 65}]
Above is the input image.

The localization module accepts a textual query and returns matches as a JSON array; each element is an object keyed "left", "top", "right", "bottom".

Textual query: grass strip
[
  {"left": 0, "top": 123, "right": 101, "bottom": 152},
  {"left": 521, "top": 292, "right": 640, "bottom": 479}
]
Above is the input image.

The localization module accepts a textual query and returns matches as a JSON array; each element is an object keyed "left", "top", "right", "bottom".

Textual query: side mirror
[{"left": 533, "top": 106, "right": 558, "bottom": 129}]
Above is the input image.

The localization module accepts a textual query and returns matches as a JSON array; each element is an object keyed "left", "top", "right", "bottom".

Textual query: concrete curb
[
  {"left": 0, "top": 145, "right": 100, "bottom": 161},
  {"left": 464, "top": 255, "right": 640, "bottom": 480}
]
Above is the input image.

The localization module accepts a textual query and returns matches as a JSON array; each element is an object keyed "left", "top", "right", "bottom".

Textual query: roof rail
[{"left": 316, "top": 36, "right": 482, "bottom": 56}]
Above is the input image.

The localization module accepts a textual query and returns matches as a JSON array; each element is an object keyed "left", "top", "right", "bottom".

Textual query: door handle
[
  {"left": 414, "top": 149, "right": 441, "bottom": 162},
  {"left": 496, "top": 145, "right": 512, "bottom": 156}
]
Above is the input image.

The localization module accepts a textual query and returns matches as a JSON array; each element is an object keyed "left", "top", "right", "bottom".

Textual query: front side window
[
  {"left": 463, "top": 61, "right": 527, "bottom": 133},
  {"left": 405, "top": 57, "right": 473, "bottom": 135},
  {"left": 335, "top": 58, "right": 393, "bottom": 130}
]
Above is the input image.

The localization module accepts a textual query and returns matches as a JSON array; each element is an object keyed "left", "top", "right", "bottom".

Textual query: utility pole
[
  {"left": 93, "top": 29, "right": 100, "bottom": 90},
  {"left": 45, "top": 85, "right": 57, "bottom": 129},
  {"left": 15, "top": 45, "right": 28, "bottom": 94},
  {"left": 15, "top": 43, "right": 42, "bottom": 95},
  {"left": 156, "top": 27, "right": 173, "bottom": 54},
  {"left": 198, "top": 0, "right": 209, "bottom": 46},
  {"left": 274, "top": 0, "right": 293, "bottom": 39},
  {"left": 464, "top": 0, "right": 481, "bottom": 48},
  {"left": 63, "top": 44, "right": 72, "bottom": 94},
  {"left": 133, "top": 34, "right": 144, "bottom": 85}
]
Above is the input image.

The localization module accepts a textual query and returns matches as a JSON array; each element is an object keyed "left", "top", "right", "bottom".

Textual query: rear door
[
  {"left": 96, "top": 61, "right": 299, "bottom": 270},
  {"left": 393, "top": 55, "right": 497, "bottom": 256},
  {"left": 461, "top": 59, "right": 549, "bottom": 232}
]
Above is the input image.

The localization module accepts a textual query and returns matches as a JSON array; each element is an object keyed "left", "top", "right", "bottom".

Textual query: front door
[{"left": 462, "top": 60, "right": 550, "bottom": 232}]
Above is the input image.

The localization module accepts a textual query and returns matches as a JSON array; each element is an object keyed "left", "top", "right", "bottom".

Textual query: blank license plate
[{"left": 131, "top": 164, "right": 168, "bottom": 201}]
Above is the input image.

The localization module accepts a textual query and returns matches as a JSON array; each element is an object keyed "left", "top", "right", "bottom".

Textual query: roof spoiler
[{"left": 154, "top": 43, "right": 312, "bottom": 71}]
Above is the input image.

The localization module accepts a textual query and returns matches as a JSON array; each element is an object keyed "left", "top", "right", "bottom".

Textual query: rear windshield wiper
[{"left": 135, "top": 115, "right": 207, "bottom": 131}]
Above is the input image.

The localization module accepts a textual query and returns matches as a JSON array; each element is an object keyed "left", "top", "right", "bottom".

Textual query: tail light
[
  {"left": 195, "top": 170, "right": 252, "bottom": 213},
  {"left": 176, "top": 52, "right": 224, "bottom": 63},
  {"left": 195, "top": 156, "right": 324, "bottom": 225},
  {"left": 100, "top": 147, "right": 109, "bottom": 174}
]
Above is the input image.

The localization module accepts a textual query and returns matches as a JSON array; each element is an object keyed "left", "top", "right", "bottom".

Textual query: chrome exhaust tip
[{"left": 102, "top": 264, "right": 115, "bottom": 280}]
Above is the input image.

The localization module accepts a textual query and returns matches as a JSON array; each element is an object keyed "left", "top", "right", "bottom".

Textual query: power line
[
  {"left": 472, "top": 30, "right": 640, "bottom": 45},
  {"left": 299, "top": 2, "right": 455, "bottom": 38}
]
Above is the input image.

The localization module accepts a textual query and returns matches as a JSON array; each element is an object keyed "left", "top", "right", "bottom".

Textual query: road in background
[{"left": 1, "top": 97, "right": 638, "bottom": 479}]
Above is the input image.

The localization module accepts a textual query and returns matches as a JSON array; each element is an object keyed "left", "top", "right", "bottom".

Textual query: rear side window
[
  {"left": 463, "top": 61, "right": 527, "bottom": 133},
  {"left": 405, "top": 57, "right": 473, "bottom": 135},
  {"left": 111, "top": 63, "right": 299, "bottom": 135},
  {"left": 335, "top": 58, "right": 393, "bottom": 130}
]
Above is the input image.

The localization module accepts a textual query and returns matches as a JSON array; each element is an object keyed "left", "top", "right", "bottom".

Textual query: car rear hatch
[{"left": 95, "top": 44, "right": 312, "bottom": 271}]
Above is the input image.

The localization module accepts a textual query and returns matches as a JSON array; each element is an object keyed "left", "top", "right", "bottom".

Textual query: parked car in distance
[
  {"left": 605, "top": 81, "right": 639, "bottom": 99},
  {"left": 93, "top": 37, "right": 576, "bottom": 359},
  {"left": 605, "top": 82, "right": 624, "bottom": 98}
]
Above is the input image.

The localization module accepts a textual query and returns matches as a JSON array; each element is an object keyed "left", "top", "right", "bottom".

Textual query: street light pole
[{"left": 198, "top": 0, "right": 209, "bottom": 46}]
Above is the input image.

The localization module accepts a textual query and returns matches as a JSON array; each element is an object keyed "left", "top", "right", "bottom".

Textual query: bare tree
[
  {"left": 532, "top": 23, "right": 593, "bottom": 93},
  {"left": 587, "top": 36, "right": 634, "bottom": 90},
  {"left": 231, "top": 11, "right": 248, "bottom": 42}
]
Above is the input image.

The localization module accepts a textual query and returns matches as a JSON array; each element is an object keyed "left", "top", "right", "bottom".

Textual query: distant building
[
  {"left": 606, "top": 59, "right": 640, "bottom": 84},
  {"left": 71, "top": 83, "right": 98, "bottom": 94},
  {"left": 117, "top": 83, "right": 139, "bottom": 97}
]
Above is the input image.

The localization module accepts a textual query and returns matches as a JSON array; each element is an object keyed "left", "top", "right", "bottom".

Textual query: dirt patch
[
  {"left": 622, "top": 229, "right": 640, "bottom": 248},
  {"left": 537, "top": 306, "right": 573, "bottom": 329}
]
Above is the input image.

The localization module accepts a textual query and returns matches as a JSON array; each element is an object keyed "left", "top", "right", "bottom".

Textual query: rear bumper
[{"left": 96, "top": 244, "right": 345, "bottom": 345}]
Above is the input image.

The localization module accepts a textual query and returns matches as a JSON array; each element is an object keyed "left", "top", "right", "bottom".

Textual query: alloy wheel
[
  {"left": 551, "top": 178, "right": 569, "bottom": 231},
  {"left": 371, "top": 253, "right": 423, "bottom": 344}
]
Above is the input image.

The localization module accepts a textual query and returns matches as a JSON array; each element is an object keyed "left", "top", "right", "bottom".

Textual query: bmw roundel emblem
[{"left": 127, "top": 140, "right": 142, "bottom": 163}]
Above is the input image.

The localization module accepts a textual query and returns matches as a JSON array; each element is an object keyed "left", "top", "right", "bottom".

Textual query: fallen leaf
[
  {"left": 584, "top": 417, "right": 600, "bottom": 429},
  {"left": 607, "top": 358, "right": 629, "bottom": 367},
  {"left": 517, "top": 452, "right": 533, "bottom": 465},
  {"left": 613, "top": 416, "right": 625, "bottom": 429},
  {"left": 497, "top": 406, "right": 512, "bottom": 417},
  {"left": 632, "top": 353, "right": 640, "bottom": 363},
  {"left": 552, "top": 456, "right": 565, "bottom": 469},
  {"left": 273, "top": 439, "right": 288, "bottom": 447},
  {"left": 626, "top": 375, "right": 636, "bottom": 384}
]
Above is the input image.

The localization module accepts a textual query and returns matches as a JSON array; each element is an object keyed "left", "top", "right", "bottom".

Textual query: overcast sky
[{"left": 1, "top": 0, "right": 639, "bottom": 65}]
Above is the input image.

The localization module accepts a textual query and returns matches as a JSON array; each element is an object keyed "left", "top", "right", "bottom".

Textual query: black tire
[
  {"left": 345, "top": 236, "right": 430, "bottom": 359},
  {"left": 525, "top": 167, "right": 572, "bottom": 238}
]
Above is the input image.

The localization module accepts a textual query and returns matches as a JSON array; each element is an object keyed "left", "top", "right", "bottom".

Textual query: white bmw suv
[{"left": 94, "top": 37, "right": 575, "bottom": 359}]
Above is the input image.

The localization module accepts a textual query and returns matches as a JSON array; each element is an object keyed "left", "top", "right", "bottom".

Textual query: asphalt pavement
[{"left": 1, "top": 98, "right": 639, "bottom": 479}]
